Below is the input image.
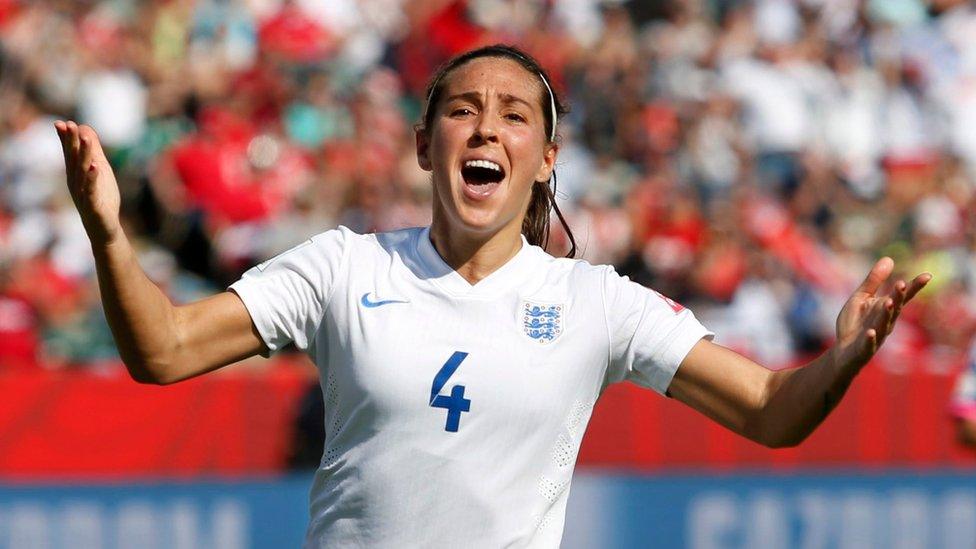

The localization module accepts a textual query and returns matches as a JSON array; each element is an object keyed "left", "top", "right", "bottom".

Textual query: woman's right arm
[{"left": 56, "top": 121, "right": 266, "bottom": 384}]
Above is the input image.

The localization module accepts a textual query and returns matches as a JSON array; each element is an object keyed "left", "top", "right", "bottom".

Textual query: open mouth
[{"left": 461, "top": 159, "right": 505, "bottom": 197}]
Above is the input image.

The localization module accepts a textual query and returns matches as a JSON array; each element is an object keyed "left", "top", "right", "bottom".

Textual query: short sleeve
[
  {"left": 602, "top": 266, "right": 714, "bottom": 394},
  {"left": 228, "top": 227, "right": 350, "bottom": 357}
]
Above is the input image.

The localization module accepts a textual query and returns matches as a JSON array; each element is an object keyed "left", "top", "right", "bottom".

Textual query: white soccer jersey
[{"left": 229, "top": 226, "right": 712, "bottom": 548}]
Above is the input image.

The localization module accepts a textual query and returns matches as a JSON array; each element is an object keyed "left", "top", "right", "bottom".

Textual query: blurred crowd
[{"left": 1, "top": 0, "right": 975, "bottom": 373}]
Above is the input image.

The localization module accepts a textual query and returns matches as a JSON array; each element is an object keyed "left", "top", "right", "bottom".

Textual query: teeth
[{"left": 464, "top": 159, "right": 502, "bottom": 173}]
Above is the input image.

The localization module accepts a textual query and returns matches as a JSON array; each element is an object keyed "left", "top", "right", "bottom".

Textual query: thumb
[{"left": 855, "top": 257, "right": 894, "bottom": 296}]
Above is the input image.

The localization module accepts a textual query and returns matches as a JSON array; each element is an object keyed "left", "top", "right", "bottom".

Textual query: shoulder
[
  {"left": 316, "top": 226, "right": 430, "bottom": 276},
  {"left": 254, "top": 226, "right": 355, "bottom": 269},
  {"left": 299, "top": 225, "right": 424, "bottom": 255},
  {"left": 554, "top": 256, "right": 676, "bottom": 314},
  {"left": 372, "top": 226, "right": 426, "bottom": 252},
  {"left": 520, "top": 245, "right": 659, "bottom": 301},
  {"left": 522, "top": 244, "right": 614, "bottom": 293},
  {"left": 543, "top": 249, "right": 619, "bottom": 282}
]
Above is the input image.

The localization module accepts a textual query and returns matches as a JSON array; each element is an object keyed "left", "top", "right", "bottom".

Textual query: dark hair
[{"left": 419, "top": 44, "right": 577, "bottom": 258}]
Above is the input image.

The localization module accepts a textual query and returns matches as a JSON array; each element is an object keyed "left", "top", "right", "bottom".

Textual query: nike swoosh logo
[{"left": 361, "top": 292, "right": 410, "bottom": 308}]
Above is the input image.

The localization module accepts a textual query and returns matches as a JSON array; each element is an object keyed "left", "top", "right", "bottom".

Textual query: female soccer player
[{"left": 56, "top": 45, "right": 929, "bottom": 548}]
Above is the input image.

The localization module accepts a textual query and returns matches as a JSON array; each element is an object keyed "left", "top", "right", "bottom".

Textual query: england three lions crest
[{"left": 520, "top": 301, "right": 563, "bottom": 344}]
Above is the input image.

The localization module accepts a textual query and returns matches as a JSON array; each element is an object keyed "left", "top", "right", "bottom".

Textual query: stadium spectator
[{"left": 1, "top": 0, "right": 973, "bottom": 375}]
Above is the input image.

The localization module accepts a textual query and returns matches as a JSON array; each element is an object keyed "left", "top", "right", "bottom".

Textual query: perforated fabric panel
[
  {"left": 535, "top": 507, "right": 558, "bottom": 534},
  {"left": 566, "top": 400, "right": 590, "bottom": 435},
  {"left": 554, "top": 433, "right": 575, "bottom": 468},
  {"left": 538, "top": 475, "right": 569, "bottom": 504},
  {"left": 323, "top": 373, "right": 346, "bottom": 468},
  {"left": 534, "top": 399, "right": 595, "bottom": 532}
]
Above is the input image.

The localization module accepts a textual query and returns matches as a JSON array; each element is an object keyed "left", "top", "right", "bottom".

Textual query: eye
[
  {"left": 505, "top": 112, "right": 527, "bottom": 123},
  {"left": 450, "top": 107, "right": 475, "bottom": 117}
]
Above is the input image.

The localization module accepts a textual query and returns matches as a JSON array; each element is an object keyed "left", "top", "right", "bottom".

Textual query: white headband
[
  {"left": 538, "top": 72, "right": 558, "bottom": 142},
  {"left": 425, "top": 61, "right": 558, "bottom": 142}
]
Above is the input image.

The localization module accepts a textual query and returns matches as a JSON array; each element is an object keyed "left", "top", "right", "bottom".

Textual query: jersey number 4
[{"left": 429, "top": 352, "right": 470, "bottom": 432}]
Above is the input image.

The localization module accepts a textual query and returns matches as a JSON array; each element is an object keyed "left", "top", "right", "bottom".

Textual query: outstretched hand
[
  {"left": 834, "top": 257, "right": 931, "bottom": 369},
  {"left": 54, "top": 121, "right": 122, "bottom": 246}
]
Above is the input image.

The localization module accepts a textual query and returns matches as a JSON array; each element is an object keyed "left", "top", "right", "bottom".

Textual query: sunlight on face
[{"left": 418, "top": 56, "right": 557, "bottom": 240}]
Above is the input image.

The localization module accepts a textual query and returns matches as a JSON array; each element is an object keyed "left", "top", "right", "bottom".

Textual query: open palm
[
  {"left": 54, "top": 121, "right": 122, "bottom": 246},
  {"left": 834, "top": 257, "right": 931, "bottom": 368}
]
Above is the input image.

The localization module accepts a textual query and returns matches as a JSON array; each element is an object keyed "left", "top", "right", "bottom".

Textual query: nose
[{"left": 470, "top": 114, "right": 499, "bottom": 144}]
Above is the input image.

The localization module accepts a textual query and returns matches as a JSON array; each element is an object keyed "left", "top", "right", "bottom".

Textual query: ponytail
[{"left": 521, "top": 173, "right": 577, "bottom": 258}]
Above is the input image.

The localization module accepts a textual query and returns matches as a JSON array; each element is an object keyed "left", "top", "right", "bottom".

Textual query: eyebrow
[{"left": 444, "top": 91, "right": 535, "bottom": 111}]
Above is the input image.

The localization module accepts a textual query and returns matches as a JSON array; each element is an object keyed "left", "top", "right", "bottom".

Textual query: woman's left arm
[{"left": 667, "top": 257, "right": 931, "bottom": 448}]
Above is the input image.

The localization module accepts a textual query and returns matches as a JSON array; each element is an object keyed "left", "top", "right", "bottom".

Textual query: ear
[
  {"left": 416, "top": 127, "right": 432, "bottom": 172},
  {"left": 534, "top": 142, "right": 559, "bottom": 182}
]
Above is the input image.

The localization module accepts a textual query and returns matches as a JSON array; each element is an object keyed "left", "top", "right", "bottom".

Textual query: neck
[{"left": 429, "top": 220, "right": 524, "bottom": 285}]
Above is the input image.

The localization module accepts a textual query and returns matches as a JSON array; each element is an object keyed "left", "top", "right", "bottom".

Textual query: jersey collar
[{"left": 414, "top": 226, "right": 538, "bottom": 298}]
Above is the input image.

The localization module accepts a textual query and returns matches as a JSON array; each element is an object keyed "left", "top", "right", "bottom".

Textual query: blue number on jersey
[{"left": 429, "top": 352, "right": 471, "bottom": 432}]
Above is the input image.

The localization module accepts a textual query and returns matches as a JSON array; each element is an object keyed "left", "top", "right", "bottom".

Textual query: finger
[
  {"left": 78, "top": 125, "right": 107, "bottom": 163},
  {"left": 864, "top": 329, "right": 878, "bottom": 358},
  {"left": 855, "top": 257, "right": 894, "bottom": 296},
  {"left": 66, "top": 121, "right": 81, "bottom": 165},
  {"left": 872, "top": 296, "right": 894, "bottom": 329},
  {"left": 854, "top": 328, "right": 879, "bottom": 364},
  {"left": 54, "top": 121, "right": 72, "bottom": 161},
  {"left": 903, "top": 272, "right": 932, "bottom": 302},
  {"left": 79, "top": 135, "right": 94, "bottom": 177},
  {"left": 893, "top": 280, "right": 906, "bottom": 306},
  {"left": 882, "top": 296, "right": 896, "bottom": 337},
  {"left": 888, "top": 280, "right": 907, "bottom": 323},
  {"left": 862, "top": 296, "right": 894, "bottom": 342}
]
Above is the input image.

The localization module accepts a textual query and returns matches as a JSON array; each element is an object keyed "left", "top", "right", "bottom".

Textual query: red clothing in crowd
[
  {"left": 426, "top": 1, "right": 486, "bottom": 56},
  {"left": 170, "top": 108, "right": 312, "bottom": 226},
  {"left": 258, "top": 4, "right": 335, "bottom": 63},
  {"left": 0, "top": 294, "right": 39, "bottom": 370},
  {"left": 171, "top": 138, "right": 271, "bottom": 224}
]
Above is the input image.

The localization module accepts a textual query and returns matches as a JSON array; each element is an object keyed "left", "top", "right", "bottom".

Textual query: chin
[
  {"left": 453, "top": 202, "right": 521, "bottom": 235},
  {"left": 453, "top": 211, "right": 504, "bottom": 234},
  {"left": 434, "top": 181, "right": 519, "bottom": 237}
]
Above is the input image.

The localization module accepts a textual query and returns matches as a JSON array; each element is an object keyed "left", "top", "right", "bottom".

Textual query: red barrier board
[
  {"left": 580, "top": 360, "right": 976, "bottom": 470},
  {"left": 0, "top": 363, "right": 312, "bottom": 478},
  {"left": 0, "top": 358, "right": 973, "bottom": 478}
]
